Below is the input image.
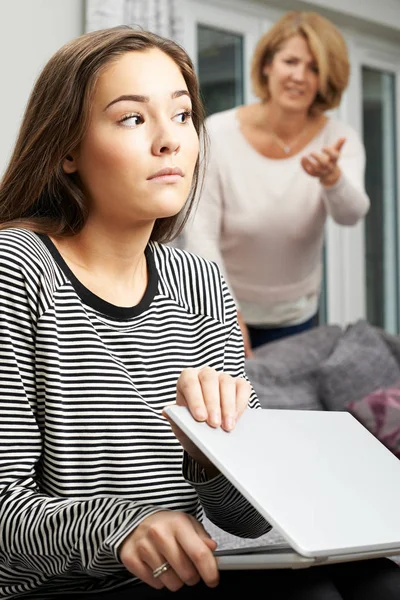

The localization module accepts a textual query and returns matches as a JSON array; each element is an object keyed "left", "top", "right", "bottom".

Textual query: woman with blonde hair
[
  {"left": 0, "top": 23, "right": 398, "bottom": 600},
  {"left": 185, "top": 11, "right": 370, "bottom": 356}
]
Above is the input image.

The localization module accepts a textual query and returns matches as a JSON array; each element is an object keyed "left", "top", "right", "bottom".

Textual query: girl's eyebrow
[{"left": 104, "top": 89, "right": 190, "bottom": 111}]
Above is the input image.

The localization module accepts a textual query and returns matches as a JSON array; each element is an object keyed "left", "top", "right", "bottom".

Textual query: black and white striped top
[{"left": 0, "top": 228, "right": 269, "bottom": 599}]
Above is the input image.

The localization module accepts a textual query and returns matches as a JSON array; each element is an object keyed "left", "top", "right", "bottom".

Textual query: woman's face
[
  {"left": 263, "top": 34, "right": 320, "bottom": 114},
  {"left": 65, "top": 48, "right": 199, "bottom": 229}
]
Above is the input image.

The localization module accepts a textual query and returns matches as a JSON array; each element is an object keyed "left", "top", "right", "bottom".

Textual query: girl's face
[
  {"left": 263, "top": 35, "right": 320, "bottom": 114},
  {"left": 64, "top": 48, "right": 199, "bottom": 230}
]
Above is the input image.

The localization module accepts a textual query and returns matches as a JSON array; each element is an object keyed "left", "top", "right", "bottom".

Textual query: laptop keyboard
[{"left": 214, "top": 543, "right": 294, "bottom": 556}]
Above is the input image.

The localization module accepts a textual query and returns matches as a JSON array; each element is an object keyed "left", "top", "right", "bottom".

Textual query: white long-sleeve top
[{"left": 184, "top": 107, "right": 370, "bottom": 326}]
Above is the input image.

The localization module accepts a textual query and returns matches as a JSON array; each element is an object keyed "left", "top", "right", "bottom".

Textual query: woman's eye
[
  {"left": 173, "top": 110, "right": 192, "bottom": 124},
  {"left": 119, "top": 114, "right": 143, "bottom": 127}
]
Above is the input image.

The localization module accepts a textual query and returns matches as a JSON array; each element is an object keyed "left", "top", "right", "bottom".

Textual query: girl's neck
[
  {"left": 57, "top": 223, "right": 149, "bottom": 273},
  {"left": 50, "top": 220, "right": 152, "bottom": 308}
]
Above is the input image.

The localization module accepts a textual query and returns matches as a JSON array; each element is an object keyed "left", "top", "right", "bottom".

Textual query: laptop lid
[{"left": 164, "top": 406, "right": 400, "bottom": 559}]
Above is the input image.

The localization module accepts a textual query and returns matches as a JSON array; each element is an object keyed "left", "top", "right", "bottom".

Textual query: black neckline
[{"left": 37, "top": 234, "right": 158, "bottom": 320}]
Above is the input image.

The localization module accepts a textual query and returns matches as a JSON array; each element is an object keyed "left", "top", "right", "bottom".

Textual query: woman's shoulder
[{"left": 205, "top": 107, "right": 239, "bottom": 136}]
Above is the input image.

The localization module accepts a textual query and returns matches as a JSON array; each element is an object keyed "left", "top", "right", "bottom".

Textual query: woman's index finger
[{"left": 334, "top": 137, "right": 346, "bottom": 152}]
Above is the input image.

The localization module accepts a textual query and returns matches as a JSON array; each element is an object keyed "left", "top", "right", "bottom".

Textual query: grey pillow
[
  {"left": 376, "top": 328, "right": 400, "bottom": 367},
  {"left": 245, "top": 362, "right": 323, "bottom": 410},
  {"left": 245, "top": 324, "right": 343, "bottom": 411},
  {"left": 250, "top": 324, "right": 342, "bottom": 375},
  {"left": 317, "top": 320, "right": 400, "bottom": 411}
]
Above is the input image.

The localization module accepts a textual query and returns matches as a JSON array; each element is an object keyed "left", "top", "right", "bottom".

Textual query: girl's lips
[
  {"left": 147, "top": 166, "right": 184, "bottom": 180},
  {"left": 148, "top": 174, "right": 183, "bottom": 183}
]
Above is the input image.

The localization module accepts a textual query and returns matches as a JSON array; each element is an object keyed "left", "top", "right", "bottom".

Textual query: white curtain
[{"left": 86, "top": 0, "right": 184, "bottom": 44}]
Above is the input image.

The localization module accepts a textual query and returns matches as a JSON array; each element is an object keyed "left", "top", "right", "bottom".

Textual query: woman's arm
[
  {"left": 301, "top": 127, "right": 370, "bottom": 225},
  {"left": 184, "top": 137, "right": 235, "bottom": 298},
  {"left": 184, "top": 140, "right": 254, "bottom": 356},
  {"left": 322, "top": 129, "right": 370, "bottom": 225}
]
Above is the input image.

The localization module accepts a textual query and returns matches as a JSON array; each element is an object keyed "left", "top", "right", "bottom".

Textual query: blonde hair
[{"left": 251, "top": 11, "right": 350, "bottom": 114}]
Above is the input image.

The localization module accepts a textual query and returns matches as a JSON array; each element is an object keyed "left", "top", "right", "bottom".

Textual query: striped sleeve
[
  {"left": 220, "top": 273, "right": 259, "bottom": 406},
  {"left": 182, "top": 268, "right": 271, "bottom": 538},
  {"left": 184, "top": 456, "right": 272, "bottom": 539},
  {"left": 0, "top": 255, "right": 163, "bottom": 597}
]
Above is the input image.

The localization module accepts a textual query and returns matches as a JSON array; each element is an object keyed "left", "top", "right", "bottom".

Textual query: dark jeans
[
  {"left": 55, "top": 558, "right": 400, "bottom": 599},
  {"left": 247, "top": 314, "right": 317, "bottom": 349}
]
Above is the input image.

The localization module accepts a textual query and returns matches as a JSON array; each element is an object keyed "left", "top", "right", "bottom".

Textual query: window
[
  {"left": 363, "top": 67, "right": 399, "bottom": 332},
  {"left": 197, "top": 25, "right": 244, "bottom": 117}
]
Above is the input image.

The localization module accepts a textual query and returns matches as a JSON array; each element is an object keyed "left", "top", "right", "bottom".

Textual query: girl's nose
[{"left": 152, "top": 126, "right": 180, "bottom": 156}]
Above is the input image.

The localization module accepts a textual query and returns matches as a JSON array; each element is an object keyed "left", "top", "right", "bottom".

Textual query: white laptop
[{"left": 164, "top": 405, "right": 400, "bottom": 570}]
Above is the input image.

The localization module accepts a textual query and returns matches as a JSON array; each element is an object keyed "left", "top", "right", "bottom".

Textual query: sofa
[
  {"left": 245, "top": 318, "right": 400, "bottom": 413},
  {"left": 203, "top": 319, "right": 400, "bottom": 561}
]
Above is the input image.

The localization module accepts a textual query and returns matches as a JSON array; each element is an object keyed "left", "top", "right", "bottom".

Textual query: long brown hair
[{"left": 0, "top": 26, "right": 206, "bottom": 242}]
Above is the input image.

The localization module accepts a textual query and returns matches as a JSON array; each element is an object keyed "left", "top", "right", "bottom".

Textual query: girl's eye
[
  {"left": 173, "top": 110, "right": 192, "bottom": 124},
  {"left": 119, "top": 114, "right": 143, "bottom": 127},
  {"left": 285, "top": 59, "right": 296, "bottom": 65}
]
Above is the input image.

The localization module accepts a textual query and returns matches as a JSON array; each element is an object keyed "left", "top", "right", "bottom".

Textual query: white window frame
[{"left": 326, "top": 31, "right": 400, "bottom": 327}]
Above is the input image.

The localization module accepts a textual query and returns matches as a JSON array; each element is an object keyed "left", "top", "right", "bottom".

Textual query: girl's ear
[{"left": 62, "top": 154, "right": 78, "bottom": 174}]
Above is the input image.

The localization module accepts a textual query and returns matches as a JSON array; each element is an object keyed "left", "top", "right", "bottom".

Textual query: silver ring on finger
[{"left": 153, "top": 561, "right": 171, "bottom": 579}]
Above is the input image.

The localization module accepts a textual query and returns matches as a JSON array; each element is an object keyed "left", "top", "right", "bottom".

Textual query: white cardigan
[{"left": 184, "top": 107, "right": 370, "bottom": 326}]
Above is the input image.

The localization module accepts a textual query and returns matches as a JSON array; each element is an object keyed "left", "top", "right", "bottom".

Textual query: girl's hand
[
  {"left": 120, "top": 510, "right": 219, "bottom": 592},
  {"left": 301, "top": 137, "right": 346, "bottom": 187},
  {"left": 163, "top": 366, "right": 252, "bottom": 472},
  {"left": 174, "top": 366, "right": 251, "bottom": 431}
]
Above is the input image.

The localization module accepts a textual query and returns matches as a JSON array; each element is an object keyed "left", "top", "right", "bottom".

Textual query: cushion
[
  {"left": 245, "top": 324, "right": 343, "bottom": 411},
  {"left": 317, "top": 320, "right": 400, "bottom": 411},
  {"left": 251, "top": 323, "right": 343, "bottom": 374},
  {"left": 245, "top": 360, "right": 322, "bottom": 410},
  {"left": 377, "top": 328, "right": 400, "bottom": 367},
  {"left": 347, "top": 384, "right": 400, "bottom": 459}
]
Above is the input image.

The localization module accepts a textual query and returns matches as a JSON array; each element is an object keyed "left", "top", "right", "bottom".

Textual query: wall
[
  {"left": 250, "top": 0, "right": 400, "bottom": 40},
  {"left": 289, "top": 0, "right": 400, "bottom": 31},
  {"left": 0, "top": 0, "right": 84, "bottom": 175}
]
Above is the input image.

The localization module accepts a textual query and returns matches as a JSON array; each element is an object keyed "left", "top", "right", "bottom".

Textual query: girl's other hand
[{"left": 120, "top": 510, "right": 219, "bottom": 592}]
